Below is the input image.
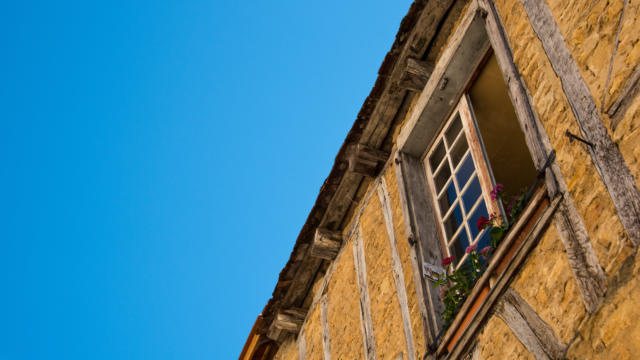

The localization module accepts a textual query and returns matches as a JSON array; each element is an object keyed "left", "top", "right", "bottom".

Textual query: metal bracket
[{"left": 565, "top": 130, "right": 595, "bottom": 148}]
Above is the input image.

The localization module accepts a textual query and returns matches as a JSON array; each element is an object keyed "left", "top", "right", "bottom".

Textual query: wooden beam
[
  {"left": 378, "top": 178, "right": 417, "bottom": 360},
  {"left": 311, "top": 228, "right": 342, "bottom": 260},
  {"left": 397, "top": 3, "right": 491, "bottom": 156},
  {"left": 607, "top": 63, "right": 640, "bottom": 129},
  {"left": 320, "top": 296, "right": 332, "bottom": 360},
  {"left": 298, "top": 328, "right": 306, "bottom": 360},
  {"left": 398, "top": 58, "right": 435, "bottom": 92},
  {"left": 273, "top": 308, "right": 306, "bottom": 333},
  {"left": 520, "top": 0, "right": 640, "bottom": 246},
  {"left": 396, "top": 152, "right": 445, "bottom": 340},
  {"left": 353, "top": 227, "right": 377, "bottom": 360},
  {"left": 496, "top": 288, "right": 567, "bottom": 360},
  {"left": 478, "top": 0, "right": 606, "bottom": 314},
  {"left": 444, "top": 195, "right": 562, "bottom": 359},
  {"left": 347, "top": 144, "right": 390, "bottom": 178}
]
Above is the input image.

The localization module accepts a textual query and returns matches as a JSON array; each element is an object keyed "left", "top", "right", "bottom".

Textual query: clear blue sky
[{"left": 0, "top": 1, "right": 412, "bottom": 358}]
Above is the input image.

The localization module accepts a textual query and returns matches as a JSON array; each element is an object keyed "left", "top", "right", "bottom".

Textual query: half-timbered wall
[{"left": 243, "top": 1, "right": 640, "bottom": 359}]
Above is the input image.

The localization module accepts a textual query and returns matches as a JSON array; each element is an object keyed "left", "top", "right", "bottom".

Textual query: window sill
[{"left": 435, "top": 185, "right": 560, "bottom": 356}]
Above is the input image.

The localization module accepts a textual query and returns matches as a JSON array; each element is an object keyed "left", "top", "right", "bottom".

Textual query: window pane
[
  {"left": 443, "top": 203, "right": 464, "bottom": 239},
  {"left": 468, "top": 201, "right": 489, "bottom": 240},
  {"left": 438, "top": 181, "right": 457, "bottom": 215},
  {"left": 429, "top": 140, "right": 446, "bottom": 170},
  {"left": 434, "top": 160, "right": 451, "bottom": 193},
  {"left": 456, "top": 154, "right": 475, "bottom": 188},
  {"left": 476, "top": 230, "right": 491, "bottom": 252},
  {"left": 461, "top": 176, "right": 482, "bottom": 213},
  {"left": 445, "top": 115, "right": 463, "bottom": 146},
  {"left": 449, "top": 230, "right": 469, "bottom": 265},
  {"left": 450, "top": 135, "right": 469, "bottom": 168}
]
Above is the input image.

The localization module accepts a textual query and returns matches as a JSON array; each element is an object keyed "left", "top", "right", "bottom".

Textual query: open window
[{"left": 424, "top": 53, "right": 537, "bottom": 267}]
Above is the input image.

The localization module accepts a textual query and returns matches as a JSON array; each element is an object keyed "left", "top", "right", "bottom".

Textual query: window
[{"left": 424, "top": 54, "right": 537, "bottom": 267}]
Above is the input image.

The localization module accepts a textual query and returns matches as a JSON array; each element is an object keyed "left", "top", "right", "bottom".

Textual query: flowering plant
[
  {"left": 433, "top": 184, "right": 530, "bottom": 328},
  {"left": 434, "top": 245, "right": 489, "bottom": 327}
]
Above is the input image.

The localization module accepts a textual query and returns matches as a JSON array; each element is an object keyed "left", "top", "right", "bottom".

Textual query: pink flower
[
  {"left": 465, "top": 244, "right": 478, "bottom": 254},
  {"left": 490, "top": 183, "right": 504, "bottom": 201},
  {"left": 476, "top": 216, "right": 490, "bottom": 231},
  {"left": 441, "top": 256, "right": 454, "bottom": 267},
  {"left": 479, "top": 246, "right": 493, "bottom": 258}
]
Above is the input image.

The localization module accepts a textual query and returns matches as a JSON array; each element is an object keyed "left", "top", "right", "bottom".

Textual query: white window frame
[{"left": 423, "top": 95, "right": 500, "bottom": 267}]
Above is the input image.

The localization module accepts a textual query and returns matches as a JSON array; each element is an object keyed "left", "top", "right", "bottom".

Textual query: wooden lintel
[
  {"left": 348, "top": 144, "right": 390, "bottom": 178},
  {"left": 398, "top": 58, "right": 434, "bottom": 92},
  {"left": 273, "top": 308, "right": 306, "bottom": 333},
  {"left": 311, "top": 228, "right": 342, "bottom": 260}
]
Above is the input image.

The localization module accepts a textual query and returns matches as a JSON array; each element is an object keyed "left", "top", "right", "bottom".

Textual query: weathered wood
[
  {"left": 353, "top": 227, "right": 377, "bottom": 360},
  {"left": 398, "top": 152, "right": 445, "bottom": 339},
  {"left": 378, "top": 178, "right": 417, "bottom": 360},
  {"left": 273, "top": 308, "right": 307, "bottom": 333},
  {"left": 347, "top": 144, "right": 389, "bottom": 178},
  {"left": 551, "top": 197, "right": 606, "bottom": 312},
  {"left": 479, "top": 0, "right": 607, "bottom": 314},
  {"left": 398, "top": 2, "right": 491, "bottom": 157},
  {"left": 393, "top": 153, "right": 434, "bottom": 348},
  {"left": 320, "top": 296, "right": 332, "bottom": 360},
  {"left": 311, "top": 228, "right": 342, "bottom": 260},
  {"left": 439, "top": 187, "right": 547, "bottom": 351},
  {"left": 521, "top": 0, "right": 640, "bottom": 246},
  {"left": 298, "top": 328, "right": 306, "bottom": 360},
  {"left": 496, "top": 288, "right": 566, "bottom": 360},
  {"left": 608, "top": 64, "right": 640, "bottom": 129},
  {"left": 398, "top": 58, "right": 434, "bottom": 92},
  {"left": 360, "top": 0, "right": 456, "bottom": 148},
  {"left": 601, "top": 0, "right": 628, "bottom": 113},
  {"left": 261, "top": 0, "right": 457, "bottom": 345},
  {"left": 445, "top": 195, "right": 562, "bottom": 359}
]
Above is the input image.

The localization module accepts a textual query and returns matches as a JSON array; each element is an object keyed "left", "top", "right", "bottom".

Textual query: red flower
[
  {"left": 476, "top": 216, "right": 490, "bottom": 231},
  {"left": 441, "top": 256, "right": 454, "bottom": 267}
]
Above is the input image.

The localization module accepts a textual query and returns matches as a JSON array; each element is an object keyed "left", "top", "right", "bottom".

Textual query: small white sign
[{"left": 423, "top": 262, "right": 445, "bottom": 282}]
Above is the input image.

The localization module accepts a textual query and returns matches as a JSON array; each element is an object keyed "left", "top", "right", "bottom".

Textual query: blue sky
[{"left": 0, "top": 1, "right": 412, "bottom": 358}]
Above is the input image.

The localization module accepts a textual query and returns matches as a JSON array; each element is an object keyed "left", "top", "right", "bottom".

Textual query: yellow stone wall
[
  {"left": 566, "top": 257, "right": 640, "bottom": 359},
  {"left": 325, "top": 237, "right": 364, "bottom": 360},
  {"left": 268, "top": 1, "right": 640, "bottom": 359},
  {"left": 475, "top": 315, "right": 535, "bottom": 360},
  {"left": 385, "top": 167, "right": 427, "bottom": 359},
  {"left": 493, "top": 0, "right": 626, "bottom": 274},
  {"left": 303, "top": 305, "right": 323, "bottom": 360},
  {"left": 360, "top": 189, "right": 408, "bottom": 359},
  {"left": 273, "top": 336, "right": 298, "bottom": 360},
  {"left": 510, "top": 223, "right": 585, "bottom": 344}
]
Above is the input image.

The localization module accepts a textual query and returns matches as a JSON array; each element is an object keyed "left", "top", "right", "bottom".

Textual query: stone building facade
[{"left": 240, "top": 0, "right": 640, "bottom": 359}]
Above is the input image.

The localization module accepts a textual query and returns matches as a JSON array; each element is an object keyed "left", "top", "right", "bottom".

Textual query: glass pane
[
  {"left": 449, "top": 229, "right": 469, "bottom": 265},
  {"left": 443, "top": 203, "right": 464, "bottom": 239},
  {"left": 456, "top": 154, "right": 476, "bottom": 188},
  {"left": 429, "top": 140, "right": 446, "bottom": 170},
  {"left": 433, "top": 160, "right": 451, "bottom": 193},
  {"left": 438, "top": 181, "right": 457, "bottom": 215},
  {"left": 476, "top": 230, "right": 491, "bottom": 252},
  {"left": 461, "top": 176, "right": 482, "bottom": 213},
  {"left": 445, "top": 114, "right": 463, "bottom": 146},
  {"left": 468, "top": 201, "right": 489, "bottom": 240},
  {"left": 450, "top": 135, "right": 469, "bottom": 168}
]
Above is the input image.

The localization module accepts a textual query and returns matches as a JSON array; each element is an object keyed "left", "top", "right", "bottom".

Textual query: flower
[
  {"left": 480, "top": 246, "right": 493, "bottom": 255},
  {"left": 490, "top": 183, "right": 504, "bottom": 200},
  {"left": 476, "top": 216, "right": 490, "bottom": 231},
  {"left": 465, "top": 244, "right": 478, "bottom": 254},
  {"left": 441, "top": 256, "right": 454, "bottom": 267}
]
